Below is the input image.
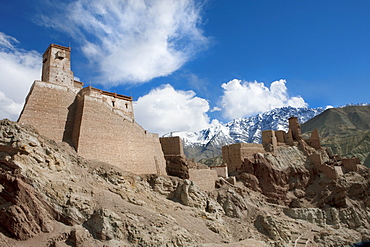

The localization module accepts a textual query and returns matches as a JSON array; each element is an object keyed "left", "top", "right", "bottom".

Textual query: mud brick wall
[
  {"left": 342, "top": 157, "right": 359, "bottom": 172},
  {"left": 73, "top": 94, "right": 166, "bottom": 175},
  {"left": 222, "top": 143, "right": 265, "bottom": 175},
  {"left": 159, "top": 136, "right": 185, "bottom": 157},
  {"left": 189, "top": 168, "right": 218, "bottom": 191},
  {"left": 18, "top": 81, "right": 77, "bottom": 144}
]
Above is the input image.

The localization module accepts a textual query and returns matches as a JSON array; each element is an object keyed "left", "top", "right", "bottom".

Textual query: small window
[
  {"left": 112, "top": 101, "right": 115, "bottom": 107},
  {"left": 56, "top": 51, "right": 65, "bottom": 59},
  {"left": 125, "top": 103, "right": 128, "bottom": 109}
]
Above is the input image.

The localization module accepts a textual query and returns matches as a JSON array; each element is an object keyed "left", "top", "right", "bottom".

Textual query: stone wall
[
  {"left": 188, "top": 169, "right": 218, "bottom": 191},
  {"left": 73, "top": 94, "right": 166, "bottom": 175},
  {"left": 18, "top": 81, "right": 78, "bottom": 144}
]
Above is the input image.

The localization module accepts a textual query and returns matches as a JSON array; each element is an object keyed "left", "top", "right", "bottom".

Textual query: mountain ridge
[
  {"left": 164, "top": 106, "right": 326, "bottom": 161},
  {"left": 301, "top": 105, "right": 370, "bottom": 167},
  {"left": 165, "top": 104, "right": 370, "bottom": 164}
]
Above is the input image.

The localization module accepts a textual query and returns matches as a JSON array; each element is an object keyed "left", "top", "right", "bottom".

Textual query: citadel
[{"left": 18, "top": 44, "right": 361, "bottom": 190}]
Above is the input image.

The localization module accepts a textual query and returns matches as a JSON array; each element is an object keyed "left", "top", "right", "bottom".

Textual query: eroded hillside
[
  {"left": 302, "top": 105, "right": 370, "bottom": 167},
  {"left": 0, "top": 119, "right": 369, "bottom": 246}
]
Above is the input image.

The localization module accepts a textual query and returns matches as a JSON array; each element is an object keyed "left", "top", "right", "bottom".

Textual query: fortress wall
[
  {"left": 18, "top": 81, "right": 77, "bottom": 143},
  {"left": 223, "top": 143, "right": 265, "bottom": 175},
  {"left": 75, "top": 95, "right": 166, "bottom": 175},
  {"left": 71, "top": 94, "right": 84, "bottom": 149},
  {"left": 189, "top": 168, "right": 218, "bottom": 191},
  {"left": 160, "top": 136, "right": 184, "bottom": 157}
]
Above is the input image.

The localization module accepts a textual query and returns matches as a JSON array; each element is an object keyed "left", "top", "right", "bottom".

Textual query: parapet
[{"left": 78, "top": 86, "right": 134, "bottom": 120}]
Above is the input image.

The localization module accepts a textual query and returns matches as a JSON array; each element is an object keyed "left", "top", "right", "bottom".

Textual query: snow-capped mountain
[{"left": 163, "top": 106, "right": 326, "bottom": 161}]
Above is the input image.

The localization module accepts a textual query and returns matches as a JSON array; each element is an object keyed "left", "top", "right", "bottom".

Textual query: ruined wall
[
  {"left": 342, "top": 157, "right": 359, "bottom": 172},
  {"left": 262, "top": 130, "right": 278, "bottom": 151},
  {"left": 223, "top": 143, "right": 265, "bottom": 175},
  {"left": 275, "top": 130, "right": 286, "bottom": 143},
  {"left": 189, "top": 169, "right": 218, "bottom": 191},
  {"left": 73, "top": 94, "right": 166, "bottom": 175},
  {"left": 18, "top": 81, "right": 78, "bottom": 144},
  {"left": 160, "top": 136, "right": 185, "bottom": 157},
  {"left": 306, "top": 128, "right": 321, "bottom": 150},
  {"left": 289, "top": 116, "right": 302, "bottom": 141},
  {"left": 210, "top": 166, "right": 228, "bottom": 178}
]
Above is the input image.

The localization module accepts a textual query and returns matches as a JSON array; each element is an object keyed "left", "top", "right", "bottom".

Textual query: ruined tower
[
  {"left": 18, "top": 44, "right": 166, "bottom": 175},
  {"left": 288, "top": 116, "right": 302, "bottom": 141}
]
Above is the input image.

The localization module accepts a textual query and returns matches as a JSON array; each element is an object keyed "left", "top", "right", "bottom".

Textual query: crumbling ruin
[
  {"left": 160, "top": 136, "right": 217, "bottom": 191},
  {"left": 222, "top": 116, "right": 360, "bottom": 179}
]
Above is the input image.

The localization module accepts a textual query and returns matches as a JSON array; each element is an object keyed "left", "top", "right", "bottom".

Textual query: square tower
[
  {"left": 42, "top": 44, "right": 74, "bottom": 87},
  {"left": 288, "top": 116, "right": 302, "bottom": 141}
]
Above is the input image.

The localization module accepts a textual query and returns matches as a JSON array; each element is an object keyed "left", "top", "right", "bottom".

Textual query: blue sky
[{"left": 0, "top": 0, "right": 369, "bottom": 135}]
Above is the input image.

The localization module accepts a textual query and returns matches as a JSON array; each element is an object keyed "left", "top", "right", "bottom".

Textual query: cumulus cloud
[
  {"left": 134, "top": 84, "right": 211, "bottom": 135},
  {"left": 220, "top": 79, "right": 307, "bottom": 119},
  {"left": 0, "top": 32, "right": 41, "bottom": 120},
  {"left": 39, "top": 0, "right": 208, "bottom": 85}
]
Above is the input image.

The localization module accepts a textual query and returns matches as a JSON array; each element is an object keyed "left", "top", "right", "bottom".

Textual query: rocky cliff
[{"left": 0, "top": 119, "right": 369, "bottom": 246}]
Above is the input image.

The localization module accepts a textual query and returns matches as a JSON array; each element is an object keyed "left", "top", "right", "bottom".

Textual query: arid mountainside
[
  {"left": 0, "top": 119, "right": 369, "bottom": 246},
  {"left": 302, "top": 105, "right": 370, "bottom": 168}
]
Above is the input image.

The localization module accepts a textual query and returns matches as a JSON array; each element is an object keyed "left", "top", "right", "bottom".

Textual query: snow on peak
[{"left": 163, "top": 106, "right": 325, "bottom": 148}]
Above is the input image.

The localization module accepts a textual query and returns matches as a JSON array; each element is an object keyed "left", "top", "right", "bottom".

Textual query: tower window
[
  {"left": 112, "top": 101, "right": 115, "bottom": 107},
  {"left": 56, "top": 51, "right": 66, "bottom": 59}
]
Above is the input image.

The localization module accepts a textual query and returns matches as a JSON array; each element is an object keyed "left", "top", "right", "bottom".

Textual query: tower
[
  {"left": 288, "top": 116, "right": 302, "bottom": 141},
  {"left": 41, "top": 44, "right": 74, "bottom": 87}
]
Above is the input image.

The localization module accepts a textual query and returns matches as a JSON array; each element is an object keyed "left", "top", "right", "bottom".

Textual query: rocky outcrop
[
  {"left": 0, "top": 171, "right": 54, "bottom": 240},
  {"left": 241, "top": 145, "right": 311, "bottom": 205},
  {"left": 0, "top": 119, "right": 369, "bottom": 246}
]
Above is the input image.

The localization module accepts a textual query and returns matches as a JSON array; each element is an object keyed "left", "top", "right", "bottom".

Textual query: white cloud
[
  {"left": 210, "top": 106, "right": 221, "bottom": 112},
  {"left": 220, "top": 79, "right": 307, "bottom": 120},
  {"left": 134, "top": 84, "right": 211, "bottom": 135},
  {"left": 0, "top": 32, "right": 41, "bottom": 120},
  {"left": 40, "top": 0, "right": 208, "bottom": 85}
]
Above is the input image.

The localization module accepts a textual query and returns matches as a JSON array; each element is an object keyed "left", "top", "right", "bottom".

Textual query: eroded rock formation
[{"left": 0, "top": 119, "right": 369, "bottom": 246}]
